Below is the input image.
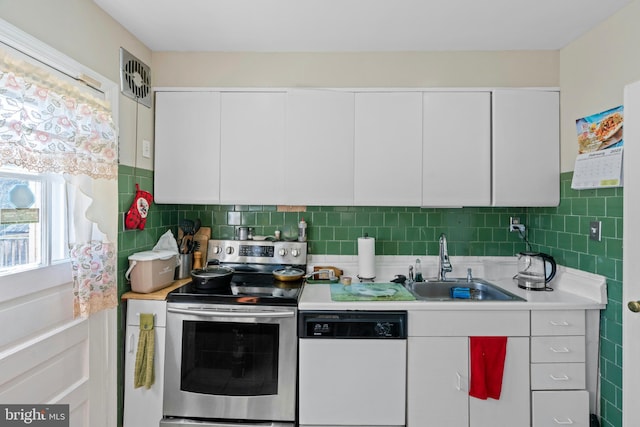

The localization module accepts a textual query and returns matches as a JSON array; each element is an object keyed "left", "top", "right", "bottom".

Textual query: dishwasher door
[{"left": 298, "top": 338, "right": 407, "bottom": 426}]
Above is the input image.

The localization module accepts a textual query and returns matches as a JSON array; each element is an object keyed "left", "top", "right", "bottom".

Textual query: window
[
  {"left": 0, "top": 30, "right": 118, "bottom": 307},
  {"left": 0, "top": 166, "right": 68, "bottom": 275}
]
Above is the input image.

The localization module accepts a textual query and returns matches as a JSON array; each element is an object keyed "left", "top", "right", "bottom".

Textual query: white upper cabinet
[
  {"left": 354, "top": 92, "right": 423, "bottom": 206},
  {"left": 154, "top": 91, "right": 221, "bottom": 204},
  {"left": 219, "top": 92, "right": 286, "bottom": 204},
  {"left": 285, "top": 90, "right": 355, "bottom": 205},
  {"left": 422, "top": 92, "right": 492, "bottom": 206},
  {"left": 492, "top": 90, "right": 560, "bottom": 206},
  {"left": 153, "top": 88, "right": 559, "bottom": 207}
]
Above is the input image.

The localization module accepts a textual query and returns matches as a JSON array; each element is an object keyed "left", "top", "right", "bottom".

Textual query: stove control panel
[{"left": 208, "top": 239, "right": 307, "bottom": 265}]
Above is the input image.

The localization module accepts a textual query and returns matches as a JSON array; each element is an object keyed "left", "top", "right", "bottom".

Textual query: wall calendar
[{"left": 572, "top": 105, "right": 624, "bottom": 189}]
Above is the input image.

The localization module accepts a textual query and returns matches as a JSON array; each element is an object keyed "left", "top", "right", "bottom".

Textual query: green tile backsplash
[
  {"left": 117, "top": 168, "right": 622, "bottom": 427},
  {"left": 528, "top": 172, "right": 623, "bottom": 427}
]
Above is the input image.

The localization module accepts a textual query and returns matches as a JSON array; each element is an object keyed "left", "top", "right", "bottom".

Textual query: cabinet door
[
  {"left": 220, "top": 92, "right": 286, "bottom": 204},
  {"left": 407, "top": 337, "right": 469, "bottom": 427},
  {"left": 469, "top": 337, "right": 530, "bottom": 427},
  {"left": 422, "top": 92, "right": 491, "bottom": 206},
  {"left": 154, "top": 91, "right": 221, "bottom": 204},
  {"left": 354, "top": 92, "right": 423, "bottom": 206},
  {"left": 123, "top": 301, "right": 166, "bottom": 427},
  {"left": 492, "top": 90, "right": 560, "bottom": 206},
  {"left": 285, "top": 90, "right": 355, "bottom": 205}
]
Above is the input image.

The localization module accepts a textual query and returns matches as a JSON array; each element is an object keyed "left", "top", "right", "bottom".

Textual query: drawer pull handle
[
  {"left": 455, "top": 372, "right": 462, "bottom": 391},
  {"left": 550, "top": 347, "right": 570, "bottom": 353},
  {"left": 549, "top": 374, "right": 570, "bottom": 381},
  {"left": 553, "top": 417, "right": 574, "bottom": 425},
  {"left": 549, "top": 321, "right": 570, "bottom": 326}
]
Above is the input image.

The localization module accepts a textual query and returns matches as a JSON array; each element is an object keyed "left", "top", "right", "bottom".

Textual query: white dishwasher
[{"left": 298, "top": 311, "right": 407, "bottom": 427}]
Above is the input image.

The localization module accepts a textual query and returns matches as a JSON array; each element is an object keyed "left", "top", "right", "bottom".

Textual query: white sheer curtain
[{"left": 0, "top": 48, "right": 118, "bottom": 317}]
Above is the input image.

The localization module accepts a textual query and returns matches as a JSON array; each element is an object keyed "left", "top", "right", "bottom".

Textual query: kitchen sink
[{"left": 406, "top": 278, "right": 525, "bottom": 301}]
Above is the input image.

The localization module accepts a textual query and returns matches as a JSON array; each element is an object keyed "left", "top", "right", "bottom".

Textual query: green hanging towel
[{"left": 134, "top": 313, "right": 155, "bottom": 389}]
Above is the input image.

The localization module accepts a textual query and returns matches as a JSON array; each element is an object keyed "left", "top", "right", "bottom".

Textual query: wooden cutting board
[{"left": 194, "top": 226, "right": 211, "bottom": 263}]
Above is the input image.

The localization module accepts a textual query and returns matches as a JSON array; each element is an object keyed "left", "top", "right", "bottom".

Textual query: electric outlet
[
  {"left": 142, "top": 139, "right": 151, "bottom": 158},
  {"left": 509, "top": 217, "right": 525, "bottom": 232},
  {"left": 590, "top": 221, "right": 602, "bottom": 241}
]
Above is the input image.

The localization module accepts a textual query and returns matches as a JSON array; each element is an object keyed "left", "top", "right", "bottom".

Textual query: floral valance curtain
[
  {"left": 0, "top": 48, "right": 118, "bottom": 318},
  {"left": 0, "top": 51, "right": 117, "bottom": 178}
]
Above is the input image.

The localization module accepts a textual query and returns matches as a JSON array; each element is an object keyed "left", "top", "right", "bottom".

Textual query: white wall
[
  {"left": 153, "top": 50, "right": 559, "bottom": 89},
  {"left": 560, "top": 0, "right": 640, "bottom": 172}
]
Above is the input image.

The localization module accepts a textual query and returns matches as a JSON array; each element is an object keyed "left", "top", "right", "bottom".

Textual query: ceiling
[{"left": 94, "top": 0, "right": 632, "bottom": 52}]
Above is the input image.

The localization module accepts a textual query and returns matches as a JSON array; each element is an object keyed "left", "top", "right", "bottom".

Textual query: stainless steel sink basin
[{"left": 406, "top": 278, "right": 525, "bottom": 301}]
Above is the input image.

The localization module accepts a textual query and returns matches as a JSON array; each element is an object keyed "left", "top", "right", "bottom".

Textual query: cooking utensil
[
  {"left": 191, "top": 265, "right": 234, "bottom": 290},
  {"left": 180, "top": 219, "right": 195, "bottom": 236},
  {"left": 514, "top": 252, "right": 557, "bottom": 290},
  {"left": 272, "top": 266, "right": 305, "bottom": 281}
]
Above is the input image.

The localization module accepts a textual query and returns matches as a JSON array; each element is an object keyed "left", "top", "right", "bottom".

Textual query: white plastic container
[
  {"left": 125, "top": 250, "right": 178, "bottom": 293},
  {"left": 298, "top": 218, "right": 307, "bottom": 242}
]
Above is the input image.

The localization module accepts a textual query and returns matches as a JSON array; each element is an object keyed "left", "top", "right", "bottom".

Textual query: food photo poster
[{"left": 572, "top": 105, "right": 624, "bottom": 189}]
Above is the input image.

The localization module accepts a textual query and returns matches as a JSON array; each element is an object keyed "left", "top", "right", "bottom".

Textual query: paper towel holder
[{"left": 357, "top": 233, "right": 376, "bottom": 282}]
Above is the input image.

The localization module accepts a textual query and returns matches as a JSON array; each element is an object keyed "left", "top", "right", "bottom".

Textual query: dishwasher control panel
[{"left": 299, "top": 311, "right": 407, "bottom": 338}]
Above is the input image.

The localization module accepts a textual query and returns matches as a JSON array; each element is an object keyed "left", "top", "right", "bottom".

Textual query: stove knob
[
  {"left": 291, "top": 249, "right": 300, "bottom": 257},
  {"left": 278, "top": 248, "right": 288, "bottom": 256},
  {"left": 226, "top": 246, "right": 235, "bottom": 255},
  {"left": 212, "top": 246, "right": 221, "bottom": 254}
]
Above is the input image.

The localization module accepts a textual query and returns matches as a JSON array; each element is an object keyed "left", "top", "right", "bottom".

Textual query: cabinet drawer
[
  {"left": 409, "top": 310, "right": 529, "bottom": 336},
  {"left": 531, "top": 310, "right": 585, "bottom": 336},
  {"left": 126, "top": 299, "right": 167, "bottom": 327},
  {"left": 531, "top": 336, "right": 585, "bottom": 363},
  {"left": 532, "top": 390, "right": 589, "bottom": 427},
  {"left": 531, "top": 363, "right": 586, "bottom": 390}
]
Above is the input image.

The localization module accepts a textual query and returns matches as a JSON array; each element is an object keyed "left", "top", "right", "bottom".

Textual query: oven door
[{"left": 164, "top": 303, "right": 297, "bottom": 422}]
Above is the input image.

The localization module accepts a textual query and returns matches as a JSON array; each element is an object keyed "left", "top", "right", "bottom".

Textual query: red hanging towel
[{"left": 469, "top": 336, "right": 508, "bottom": 400}]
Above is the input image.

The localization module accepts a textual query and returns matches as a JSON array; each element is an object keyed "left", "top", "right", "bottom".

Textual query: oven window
[{"left": 181, "top": 321, "right": 279, "bottom": 396}]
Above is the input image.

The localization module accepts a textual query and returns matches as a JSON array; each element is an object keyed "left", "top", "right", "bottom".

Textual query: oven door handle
[{"left": 168, "top": 307, "right": 296, "bottom": 318}]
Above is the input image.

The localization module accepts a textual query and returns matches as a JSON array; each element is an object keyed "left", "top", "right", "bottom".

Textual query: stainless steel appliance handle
[{"left": 168, "top": 307, "right": 295, "bottom": 318}]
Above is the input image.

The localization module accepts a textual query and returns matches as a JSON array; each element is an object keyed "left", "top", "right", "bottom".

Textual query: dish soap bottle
[
  {"left": 414, "top": 258, "right": 424, "bottom": 282},
  {"left": 298, "top": 218, "right": 307, "bottom": 242}
]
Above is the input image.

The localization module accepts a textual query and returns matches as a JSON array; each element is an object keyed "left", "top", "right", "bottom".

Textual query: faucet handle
[{"left": 466, "top": 268, "right": 473, "bottom": 282}]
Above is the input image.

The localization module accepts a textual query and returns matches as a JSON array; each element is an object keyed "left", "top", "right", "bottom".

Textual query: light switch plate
[
  {"left": 589, "top": 221, "right": 602, "bottom": 241},
  {"left": 142, "top": 139, "right": 151, "bottom": 158}
]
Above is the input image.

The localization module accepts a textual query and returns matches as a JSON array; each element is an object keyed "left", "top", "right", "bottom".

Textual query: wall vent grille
[{"left": 119, "top": 48, "right": 151, "bottom": 108}]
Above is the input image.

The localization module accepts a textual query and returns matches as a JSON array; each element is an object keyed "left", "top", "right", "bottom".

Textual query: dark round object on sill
[{"left": 191, "top": 266, "right": 234, "bottom": 290}]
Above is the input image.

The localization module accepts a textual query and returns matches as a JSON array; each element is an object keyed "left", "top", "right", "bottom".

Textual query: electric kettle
[{"left": 514, "top": 252, "right": 557, "bottom": 290}]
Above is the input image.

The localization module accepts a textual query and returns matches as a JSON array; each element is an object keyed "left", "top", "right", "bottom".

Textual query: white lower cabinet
[
  {"left": 532, "top": 390, "right": 589, "bottom": 427},
  {"left": 530, "top": 310, "right": 589, "bottom": 427},
  {"left": 408, "top": 337, "right": 530, "bottom": 427},
  {"left": 408, "top": 337, "right": 469, "bottom": 426},
  {"left": 123, "top": 299, "right": 167, "bottom": 427},
  {"left": 407, "top": 311, "right": 530, "bottom": 427}
]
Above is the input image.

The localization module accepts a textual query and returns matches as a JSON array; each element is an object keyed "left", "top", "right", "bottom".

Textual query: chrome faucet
[{"left": 438, "top": 233, "right": 452, "bottom": 280}]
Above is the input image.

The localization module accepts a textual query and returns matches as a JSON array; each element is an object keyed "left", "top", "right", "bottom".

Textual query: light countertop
[
  {"left": 299, "top": 256, "right": 607, "bottom": 311},
  {"left": 121, "top": 278, "right": 191, "bottom": 301}
]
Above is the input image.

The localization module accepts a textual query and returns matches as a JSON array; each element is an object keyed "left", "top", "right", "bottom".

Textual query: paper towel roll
[{"left": 357, "top": 236, "right": 376, "bottom": 280}]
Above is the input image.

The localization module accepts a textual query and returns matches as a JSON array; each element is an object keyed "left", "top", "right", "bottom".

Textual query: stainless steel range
[{"left": 161, "top": 239, "right": 307, "bottom": 427}]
